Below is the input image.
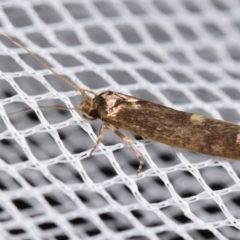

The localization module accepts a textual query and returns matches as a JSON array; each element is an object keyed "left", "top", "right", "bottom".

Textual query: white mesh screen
[{"left": 1, "top": 0, "right": 240, "bottom": 239}]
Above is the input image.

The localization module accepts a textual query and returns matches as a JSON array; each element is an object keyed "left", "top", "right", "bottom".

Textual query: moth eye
[{"left": 89, "top": 109, "right": 99, "bottom": 119}]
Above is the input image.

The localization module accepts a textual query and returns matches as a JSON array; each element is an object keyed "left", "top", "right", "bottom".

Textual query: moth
[{"left": 2, "top": 32, "right": 240, "bottom": 175}]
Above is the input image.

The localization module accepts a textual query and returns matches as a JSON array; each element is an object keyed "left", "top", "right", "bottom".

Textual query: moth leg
[
  {"left": 105, "top": 123, "right": 144, "bottom": 175},
  {"left": 81, "top": 113, "right": 96, "bottom": 121},
  {"left": 89, "top": 123, "right": 108, "bottom": 157}
]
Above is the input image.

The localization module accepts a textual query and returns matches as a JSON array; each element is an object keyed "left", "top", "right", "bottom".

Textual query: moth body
[{"left": 81, "top": 91, "right": 240, "bottom": 161}]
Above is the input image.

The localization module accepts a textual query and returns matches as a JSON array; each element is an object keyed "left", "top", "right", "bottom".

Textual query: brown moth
[{"left": 2, "top": 32, "right": 240, "bottom": 175}]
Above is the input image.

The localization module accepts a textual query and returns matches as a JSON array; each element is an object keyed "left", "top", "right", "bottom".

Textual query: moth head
[{"left": 79, "top": 90, "right": 99, "bottom": 120}]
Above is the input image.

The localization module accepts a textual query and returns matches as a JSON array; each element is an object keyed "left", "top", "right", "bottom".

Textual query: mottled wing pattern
[{"left": 102, "top": 95, "right": 240, "bottom": 160}]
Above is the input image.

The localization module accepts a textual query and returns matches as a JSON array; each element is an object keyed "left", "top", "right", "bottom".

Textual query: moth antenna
[
  {"left": 9, "top": 105, "right": 81, "bottom": 117},
  {"left": 0, "top": 32, "right": 96, "bottom": 97}
]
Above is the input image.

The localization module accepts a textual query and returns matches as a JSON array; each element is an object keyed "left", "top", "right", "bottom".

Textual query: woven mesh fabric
[{"left": 1, "top": 0, "right": 240, "bottom": 239}]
